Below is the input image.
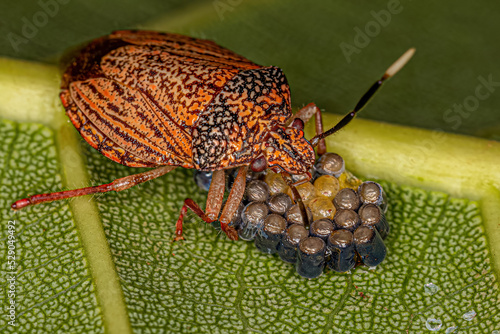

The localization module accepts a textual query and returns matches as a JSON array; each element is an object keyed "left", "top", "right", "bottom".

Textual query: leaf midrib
[{"left": 56, "top": 106, "right": 132, "bottom": 334}]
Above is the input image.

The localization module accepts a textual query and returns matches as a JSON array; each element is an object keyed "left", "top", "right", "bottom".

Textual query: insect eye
[
  {"left": 290, "top": 118, "right": 304, "bottom": 131},
  {"left": 250, "top": 155, "right": 267, "bottom": 172}
]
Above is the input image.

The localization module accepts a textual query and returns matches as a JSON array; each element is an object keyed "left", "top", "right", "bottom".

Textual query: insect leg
[
  {"left": 219, "top": 166, "right": 247, "bottom": 240},
  {"left": 289, "top": 103, "right": 327, "bottom": 155},
  {"left": 281, "top": 171, "right": 311, "bottom": 227},
  {"left": 11, "top": 166, "right": 176, "bottom": 210},
  {"left": 205, "top": 170, "right": 226, "bottom": 221},
  {"left": 175, "top": 170, "right": 229, "bottom": 241}
]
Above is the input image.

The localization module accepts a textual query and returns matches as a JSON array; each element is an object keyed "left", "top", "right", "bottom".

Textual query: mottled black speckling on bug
[{"left": 11, "top": 30, "right": 413, "bottom": 249}]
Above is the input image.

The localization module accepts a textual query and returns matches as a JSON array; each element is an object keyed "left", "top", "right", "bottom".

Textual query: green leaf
[{"left": 1, "top": 52, "right": 500, "bottom": 334}]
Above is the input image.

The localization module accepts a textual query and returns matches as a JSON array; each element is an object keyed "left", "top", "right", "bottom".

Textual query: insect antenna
[{"left": 310, "top": 48, "right": 415, "bottom": 147}]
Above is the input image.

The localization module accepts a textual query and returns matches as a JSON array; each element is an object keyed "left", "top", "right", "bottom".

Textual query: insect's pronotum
[{"left": 11, "top": 30, "right": 415, "bottom": 241}]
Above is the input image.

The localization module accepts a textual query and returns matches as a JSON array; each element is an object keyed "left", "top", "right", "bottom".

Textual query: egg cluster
[{"left": 194, "top": 153, "right": 389, "bottom": 279}]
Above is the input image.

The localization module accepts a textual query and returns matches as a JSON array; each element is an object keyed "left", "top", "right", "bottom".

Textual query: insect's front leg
[
  {"left": 219, "top": 166, "right": 247, "bottom": 239},
  {"left": 291, "top": 103, "right": 327, "bottom": 155}
]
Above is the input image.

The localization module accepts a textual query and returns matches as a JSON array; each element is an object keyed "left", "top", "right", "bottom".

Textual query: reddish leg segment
[
  {"left": 175, "top": 170, "right": 225, "bottom": 240},
  {"left": 219, "top": 166, "right": 247, "bottom": 239},
  {"left": 291, "top": 103, "right": 327, "bottom": 156},
  {"left": 175, "top": 167, "right": 247, "bottom": 241},
  {"left": 205, "top": 169, "right": 226, "bottom": 221},
  {"left": 284, "top": 103, "right": 329, "bottom": 226},
  {"left": 175, "top": 199, "right": 211, "bottom": 241},
  {"left": 11, "top": 166, "right": 176, "bottom": 210}
]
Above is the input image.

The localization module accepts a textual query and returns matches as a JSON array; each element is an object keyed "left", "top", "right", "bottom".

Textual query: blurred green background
[{"left": 1, "top": 0, "right": 499, "bottom": 140}]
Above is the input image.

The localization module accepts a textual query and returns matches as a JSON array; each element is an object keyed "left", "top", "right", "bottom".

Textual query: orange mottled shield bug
[{"left": 11, "top": 30, "right": 414, "bottom": 241}]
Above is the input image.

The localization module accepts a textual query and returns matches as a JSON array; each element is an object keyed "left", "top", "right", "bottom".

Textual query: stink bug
[{"left": 11, "top": 30, "right": 415, "bottom": 241}]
